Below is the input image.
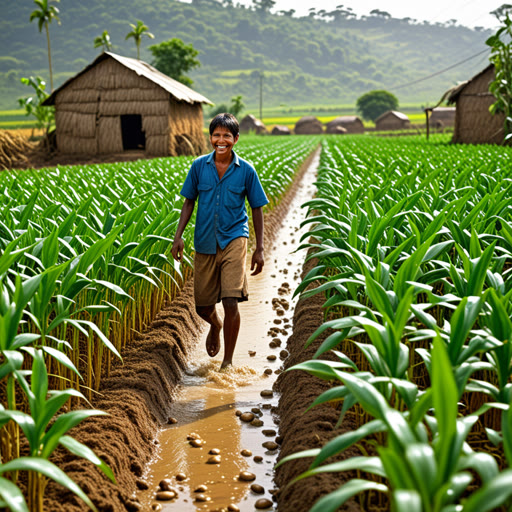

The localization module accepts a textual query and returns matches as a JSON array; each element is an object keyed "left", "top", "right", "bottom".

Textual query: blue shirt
[{"left": 181, "top": 150, "right": 269, "bottom": 254}]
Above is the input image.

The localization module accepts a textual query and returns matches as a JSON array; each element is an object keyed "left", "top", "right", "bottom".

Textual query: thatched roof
[
  {"left": 326, "top": 116, "right": 364, "bottom": 133},
  {"left": 447, "top": 64, "right": 494, "bottom": 104},
  {"left": 43, "top": 52, "right": 212, "bottom": 106},
  {"left": 240, "top": 114, "right": 267, "bottom": 134},
  {"left": 328, "top": 116, "right": 362, "bottom": 125},
  {"left": 375, "top": 110, "right": 409, "bottom": 123},
  {"left": 294, "top": 116, "right": 323, "bottom": 134},
  {"left": 271, "top": 125, "right": 291, "bottom": 135}
]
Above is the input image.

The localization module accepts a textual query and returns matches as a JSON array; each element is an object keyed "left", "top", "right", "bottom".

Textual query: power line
[{"left": 390, "top": 48, "right": 489, "bottom": 91}]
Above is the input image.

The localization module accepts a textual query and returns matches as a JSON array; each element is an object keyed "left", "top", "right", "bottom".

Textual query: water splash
[{"left": 190, "top": 360, "right": 259, "bottom": 388}]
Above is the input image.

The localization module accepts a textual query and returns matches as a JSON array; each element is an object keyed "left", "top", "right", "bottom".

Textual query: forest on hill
[{"left": 1, "top": 0, "right": 492, "bottom": 111}]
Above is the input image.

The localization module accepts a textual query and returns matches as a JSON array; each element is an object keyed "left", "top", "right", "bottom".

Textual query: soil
[
  {"left": 42, "top": 148, "right": 320, "bottom": 511},
  {"left": 274, "top": 256, "right": 361, "bottom": 512}
]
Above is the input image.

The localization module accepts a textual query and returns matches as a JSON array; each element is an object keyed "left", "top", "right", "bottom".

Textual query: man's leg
[
  {"left": 196, "top": 305, "right": 223, "bottom": 357},
  {"left": 220, "top": 297, "right": 240, "bottom": 368}
]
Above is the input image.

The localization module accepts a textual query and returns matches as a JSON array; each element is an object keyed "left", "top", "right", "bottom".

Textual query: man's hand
[
  {"left": 251, "top": 248, "right": 264, "bottom": 276},
  {"left": 171, "top": 238, "right": 184, "bottom": 262}
]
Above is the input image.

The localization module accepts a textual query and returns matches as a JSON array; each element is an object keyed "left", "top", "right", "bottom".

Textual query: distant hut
[
  {"left": 326, "top": 116, "right": 364, "bottom": 134},
  {"left": 239, "top": 114, "right": 267, "bottom": 134},
  {"left": 42, "top": 52, "right": 212, "bottom": 157},
  {"left": 429, "top": 107, "right": 456, "bottom": 129},
  {"left": 271, "top": 125, "right": 291, "bottom": 135},
  {"left": 294, "top": 116, "right": 323, "bottom": 134},
  {"left": 375, "top": 110, "right": 411, "bottom": 131},
  {"left": 447, "top": 64, "right": 504, "bottom": 145}
]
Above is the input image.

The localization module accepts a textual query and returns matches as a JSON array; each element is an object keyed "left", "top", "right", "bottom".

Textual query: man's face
[{"left": 210, "top": 126, "right": 239, "bottom": 158}]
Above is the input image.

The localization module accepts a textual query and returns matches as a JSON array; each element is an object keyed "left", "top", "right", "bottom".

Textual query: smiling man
[{"left": 171, "top": 113, "right": 269, "bottom": 368}]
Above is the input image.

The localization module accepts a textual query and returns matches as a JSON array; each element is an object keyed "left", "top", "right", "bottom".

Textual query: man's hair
[{"left": 209, "top": 113, "right": 239, "bottom": 138}]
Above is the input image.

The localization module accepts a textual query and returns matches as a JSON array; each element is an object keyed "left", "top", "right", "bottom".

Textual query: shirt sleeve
[
  {"left": 245, "top": 165, "right": 269, "bottom": 209},
  {"left": 180, "top": 160, "right": 199, "bottom": 200}
]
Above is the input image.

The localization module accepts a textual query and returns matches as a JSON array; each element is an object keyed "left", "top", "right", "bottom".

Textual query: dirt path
[{"left": 44, "top": 148, "right": 319, "bottom": 511}]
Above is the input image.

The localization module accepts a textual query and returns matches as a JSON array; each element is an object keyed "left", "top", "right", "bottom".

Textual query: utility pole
[{"left": 259, "top": 71, "right": 264, "bottom": 121}]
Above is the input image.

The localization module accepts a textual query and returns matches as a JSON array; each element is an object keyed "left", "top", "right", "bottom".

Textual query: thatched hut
[
  {"left": 375, "top": 111, "right": 410, "bottom": 131},
  {"left": 447, "top": 64, "right": 504, "bottom": 145},
  {"left": 271, "top": 125, "right": 291, "bottom": 135},
  {"left": 294, "top": 116, "right": 323, "bottom": 134},
  {"left": 240, "top": 114, "right": 267, "bottom": 134},
  {"left": 42, "top": 52, "right": 212, "bottom": 157},
  {"left": 326, "top": 116, "right": 364, "bottom": 134},
  {"left": 429, "top": 107, "right": 455, "bottom": 128}
]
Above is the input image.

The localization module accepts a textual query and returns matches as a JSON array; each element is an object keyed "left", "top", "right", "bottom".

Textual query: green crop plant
[{"left": 279, "top": 337, "right": 512, "bottom": 512}]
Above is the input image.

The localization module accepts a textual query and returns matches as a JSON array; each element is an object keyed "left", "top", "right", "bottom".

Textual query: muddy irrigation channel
[{"left": 137, "top": 151, "right": 319, "bottom": 512}]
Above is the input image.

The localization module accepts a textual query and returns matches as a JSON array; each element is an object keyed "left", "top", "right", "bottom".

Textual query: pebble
[
  {"left": 151, "top": 504, "right": 162, "bottom": 512},
  {"left": 175, "top": 472, "right": 187, "bottom": 481},
  {"left": 261, "top": 403, "right": 272, "bottom": 410},
  {"left": 227, "top": 505, "right": 240, "bottom": 512},
  {"left": 264, "top": 368, "right": 273, "bottom": 375},
  {"left": 209, "top": 448, "right": 220, "bottom": 455},
  {"left": 272, "top": 338, "right": 282, "bottom": 346},
  {"left": 268, "top": 341, "right": 278, "bottom": 348},
  {"left": 251, "top": 418, "right": 264, "bottom": 427},
  {"left": 248, "top": 350, "right": 256, "bottom": 356},
  {"left": 158, "top": 479, "right": 174, "bottom": 491},
  {"left": 273, "top": 319, "right": 282, "bottom": 324},
  {"left": 251, "top": 407, "right": 262, "bottom": 415},
  {"left": 267, "top": 355, "right": 277, "bottom": 361},
  {"left": 136, "top": 479, "right": 149, "bottom": 490},
  {"left": 276, "top": 436, "right": 283, "bottom": 444},
  {"left": 251, "top": 483, "right": 265, "bottom": 494},
  {"left": 275, "top": 369, "right": 282, "bottom": 374},
  {"left": 255, "top": 498, "right": 273, "bottom": 509},
  {"left": 156, "top": 491, "right": 177, "bottom": 501},
  {"left": 240, "top": 412, "right": 255, "bottom": 422},
  {"left": 239, "top": 471, "right": 256, "bottom": 481},
  {"left": 262, "top": 441, "right": 279, "bottom": 451},
  {"left": 187, "top": 432, "right": 201, "bottom": 440},
  {"left": 262, "top": 429, "right": 277, "bottom": 437},
  {"left": 189, "top": 439, "right": 205, "bottom": 448},
  {"left": 235, "top": 410, "right": 242, "bottom": 416},
  {"left": 260, "top": 389, "right": 273, "bottom": 398},
  {"left": 280, "top": 350, "right": 289, "bottom": 359},
  {"left": 195, "top": 494, "right": 210, "bottom": 502},
  {"left": 194, "top": 484, "right": 208, "bottom": 493},
  {"left": 207, "top": 455, "right": 221, "bottom": 464},
  {"left": 167, "top": 417, "right": 178, "bottom": 424},
  {"left": 241, "top": 449, "right": 252, "bottom": 457},
  {"left": 253, "top": 455, "right": 263, "bottom": 463}
]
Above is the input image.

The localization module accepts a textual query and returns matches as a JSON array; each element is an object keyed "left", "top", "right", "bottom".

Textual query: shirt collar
[{"left": 207, "top": 150, "right": 240, "bottom": 167}]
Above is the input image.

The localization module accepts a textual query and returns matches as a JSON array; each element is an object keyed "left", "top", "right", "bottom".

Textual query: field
[{"left": 2, "top": 133, "right": 512, "bottom": 511}]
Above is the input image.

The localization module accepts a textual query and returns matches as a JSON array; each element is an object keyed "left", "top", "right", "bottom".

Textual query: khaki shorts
[{"left": 193, "top": 237, "right": 249, "bottom": 306}]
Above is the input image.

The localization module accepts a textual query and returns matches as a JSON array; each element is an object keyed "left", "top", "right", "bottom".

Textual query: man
[{"left": 171, "top": 113, "right": 268, "bottom": 369}]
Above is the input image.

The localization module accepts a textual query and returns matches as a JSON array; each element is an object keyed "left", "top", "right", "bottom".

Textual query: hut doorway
[{"left": 121, "top": 114, "right": 145, "bottom": 150}]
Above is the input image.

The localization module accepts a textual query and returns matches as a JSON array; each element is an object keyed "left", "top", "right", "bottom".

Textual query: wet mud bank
[
  {"left": 45, "top": 148, "right": 319, "bottom": 512},
  {"left": 274, "top": 261, "right": 360, "bottom": 511}
]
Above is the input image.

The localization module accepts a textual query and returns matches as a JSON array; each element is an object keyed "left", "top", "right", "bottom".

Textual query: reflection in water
[{"left": 138, "top": 150, "right": 320, "bottom": 511}]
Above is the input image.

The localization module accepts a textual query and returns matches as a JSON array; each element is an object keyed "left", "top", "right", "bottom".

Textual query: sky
[{"left": 238, "top": 0, "right": 503, "bottom": 29}]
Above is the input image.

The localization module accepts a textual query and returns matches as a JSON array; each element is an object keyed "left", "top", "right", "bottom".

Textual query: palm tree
[
  {"left": 125, "top": 20, "right": 154, "bottom": 60},
  {"left": 94, "top": 30, "right": 112, "bottom": 52},
  {"left": 30, "top": 0, "right": 60, "bottom": 91}
]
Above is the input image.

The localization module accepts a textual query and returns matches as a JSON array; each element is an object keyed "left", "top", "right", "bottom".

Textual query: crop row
[
  {"left": 0, "top": 135, "right": 318, "bottom": 511},
  {"left": 279, "top": 135, "right": 512, "bottom": 511}
]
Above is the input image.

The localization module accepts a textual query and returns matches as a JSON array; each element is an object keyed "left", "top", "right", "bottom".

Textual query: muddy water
[{"left": 138, "top": 150, "right": 319, "bottom": 511}]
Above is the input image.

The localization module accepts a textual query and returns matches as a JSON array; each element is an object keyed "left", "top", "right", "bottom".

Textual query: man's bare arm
[
  {"left": 171, "top": 198, "right": 196, "bottom": 261},
  {"left": 250, "top": 206, "right": 264, "bottom": 275}
]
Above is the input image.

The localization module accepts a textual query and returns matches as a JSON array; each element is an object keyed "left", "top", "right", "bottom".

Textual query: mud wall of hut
[
  {"left": 453, "top": 67, "right": 504, "bottom": 145},
  {"left": 168, "top": 102, "right": 206, "bottom": 157}
]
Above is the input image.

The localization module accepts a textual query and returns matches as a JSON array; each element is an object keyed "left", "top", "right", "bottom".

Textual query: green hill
[{"left": 0, "top": 0, "right": 492, "bottom": 111}]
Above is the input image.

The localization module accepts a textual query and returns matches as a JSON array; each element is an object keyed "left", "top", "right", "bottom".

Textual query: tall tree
[
  {"left": 487, "top": 5, "right": 512, "bottom": 141},
  {"left": 125, "top": 20, "right": 154, "bottom": 60},
  {"left": 94, "top": 30, "right": 112, "bottom": 52},
  {"left": 29, "top": 0, "right": 60, "bottom": 92},
  {"left": 149, "top": 38, "right": 200, "bottom": 87},
  {"left": 356, "top": 90, "right": 398, "bottom": 121}
]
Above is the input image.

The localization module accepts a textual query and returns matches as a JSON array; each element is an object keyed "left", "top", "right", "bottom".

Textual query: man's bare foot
[
  {"left": 206, "top": 324, "right": 222, "bottom": 357},
  {"left": 220, "top": 360, "right": 232, "bottom": 369}
]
